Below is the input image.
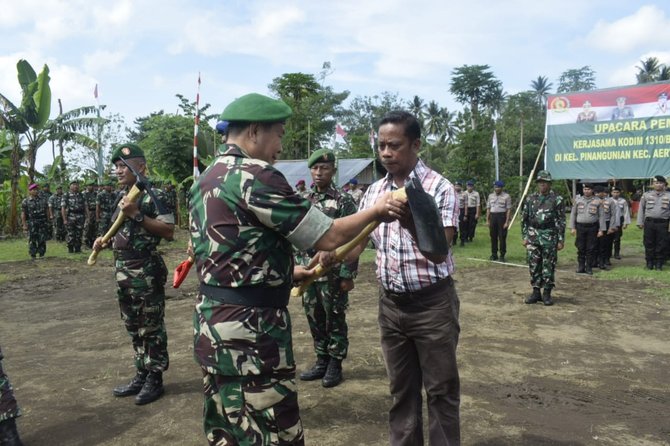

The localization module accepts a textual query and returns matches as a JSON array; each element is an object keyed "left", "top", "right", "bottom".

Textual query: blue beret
[
  {"left": 215, "top": 121, "right": 229, "bottom": 134},
  {"left": 349, "top": 178, "right": 358, "bottom": 185},
  {"left": 654, "top": 175, "right": 667, "bottom": 184},
  {"left": 308, "top": 149, "right": 336, "bottom": 168},
  {"left": 494, "top": 180, "right": 504, "bottom": 187},
  {"left": 111, "top": 143, "right": 145, "bottom": 163},
  {"left": 466, "top": 180, "right": 474, "bottom": 186},
  {"left": 220, "top": 93, "right": 292, "bottom": 123}
]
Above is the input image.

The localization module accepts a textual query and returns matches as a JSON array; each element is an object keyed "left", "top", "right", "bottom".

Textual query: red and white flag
[
  {"left": 335, "top": 123, "right": 348, "bottom": 144},
  {"left": 369, "top": 128, "right": 376, "bottom": 151}
]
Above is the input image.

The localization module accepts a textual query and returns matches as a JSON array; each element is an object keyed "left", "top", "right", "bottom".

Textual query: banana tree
[{"left": 0, "top": 59, "right": 51, "bottom": 234}]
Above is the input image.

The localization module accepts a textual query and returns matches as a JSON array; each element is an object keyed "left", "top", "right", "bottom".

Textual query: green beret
[
  {"left": 308, "top": 149, "right": 336, "bottom": 168},
  {"left": 111, "top": 143, "right": 145, "bottom": 163},
  {"left": 220, "top": 93, "right": 292, "bottom": 123}
]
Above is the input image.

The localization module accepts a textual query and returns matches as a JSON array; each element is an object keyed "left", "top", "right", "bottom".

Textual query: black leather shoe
[
  {"left": 135, "top": 372, "right": 164, "bottom": 405},
  {"left": 646, "top": 261, "right": 654, "bottom": 270},
  {"left": 0, "top": 418, "right": 23, "bottom": 446},
  {"left": 499, "top": 255, "right": 506, "bottom": 263},
  {"left": 299, "top": 357, "right": 329, "bottom": 381},
  {"left": 322, "top": 359, "right": 343, "bottom": 388},
  {"left": 113, "top": 370, "right": 147, "bottom": 397},
  {"left": 655, "top": 262, "right": 663, "bottom": 271},
  {"left": 489, "top": 254, "right": 498, "bottom": 261},
  {"left": 542, "top": 289, "right": 554, "bottom": 306},
  {"left": 524, "top": 288, "right": 541, "bottom": 304}
]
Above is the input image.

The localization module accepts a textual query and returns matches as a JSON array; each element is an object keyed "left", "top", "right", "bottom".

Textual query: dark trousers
[
  {"left": 488, "top": 212, "right": 507, "bottom": 256},
  {"left": 379, "top": 278, "right": 460, "bottom": 446},
  {"left": 596, "top": 220, "right": 613, "bottom": 261},
  {"left": 643, "top": 218, "right": 669, "bottom": 264},
  {"left": 612, "top": 217, "right": 624, "bottom": 255},
  {"left": 575, "top": 222, "right": 598, "bottom": 262},
  {"left": 465, "top": 207, "right": 477, "bottom": 241},
  {"left": 456, "top": 208, "right": 466, "bottom": 243}
]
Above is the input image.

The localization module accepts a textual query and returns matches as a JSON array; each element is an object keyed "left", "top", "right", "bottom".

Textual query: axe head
[{"left": 405, "top": 177, "right": 449, "bottom": 256}]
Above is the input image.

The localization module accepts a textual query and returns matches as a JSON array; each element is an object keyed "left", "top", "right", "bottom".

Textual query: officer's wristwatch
[{"left": 133, "top": 212, "right": 145, "bottom": 223}]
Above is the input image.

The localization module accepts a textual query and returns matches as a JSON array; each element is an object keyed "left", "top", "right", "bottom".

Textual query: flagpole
[
  {"left": 493, "top": 129, "right": 499, "bottom": 181},
  {"left": 94, "top": 84, "right": 102, "bottom": 184},
  {"left": 193, "top": 72, "right": 201, "bottom": 179}
]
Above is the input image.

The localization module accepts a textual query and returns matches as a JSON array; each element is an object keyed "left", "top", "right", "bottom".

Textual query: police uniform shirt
[
  {"left": 457, "top": 191, "right": 467, "bottom": 210},
  {"left": 613, "top": 197, "right": 631, "bottom": 225},
  {"left": 466, "top": 190, "right": 480, "bottom": 208},
  {"left": 637, "top": 190, "right": 670, "bottom": 225},
  {"left": 487, "top": 192, "right": 511, "bottom": 213},
  {"left": 569, "top": 195, "right": 606, "bottom": 230},
  {"left": 601, "top": 197, "right": 620, "bottom": 228}
]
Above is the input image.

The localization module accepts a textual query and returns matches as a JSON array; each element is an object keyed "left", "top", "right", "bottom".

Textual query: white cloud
[
  {"left": 585, "top": 5, "right": 670, "bottom": 53},
  {"left": 83, "top": 49, "right": 129, "bottom": 74}
]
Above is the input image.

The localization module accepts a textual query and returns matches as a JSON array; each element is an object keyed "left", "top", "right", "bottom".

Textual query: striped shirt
[{"left": 359, "top": 159, "right": 459, "bottom": 293}]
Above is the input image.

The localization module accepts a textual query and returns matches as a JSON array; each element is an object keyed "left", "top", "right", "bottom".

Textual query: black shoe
[
  {"left": 499, "top": 255, "right": 506, "bottom": 263},
  {"left": 605, "top": 258, "right": 612, "bottom": 266},
  {"left": 489, "top": 254, "right": 498, "bottom": 261},
  {"left": 322, "top": 359, "right": 343, "bottom": 388},
  {"left": 68, "top": 246, "right": 73, "bottom": 253},
  {"left": 598, "top": 258, "right": 607, "bottom": 270},
  {"left": 0, "top": 418, "right": 23, "bottom": 446},
  {"left": 655, "top": 262, "right": 664, "bottom": 271},
  {"left": 135, "top": 372, "right": 164, "bottom": 405},
  {"left": 299, "top": 357, "right": 329, "bottom": 381},
  {"left": 460, "top": 240, "right": 465, "bottom": 247},
  {"left": 646, "top": 261, "right": 654, "bottom": 270},
  {"left": 614, "top": 252, "right": 621, "bottom": 260},
  {"left": 113, "top": 370, "right": 147, "bottom": 397},
  {"left": 542, "top": 289, "right": 554, "bottom": 306},
  {"left": 524, "top": 288, "right": 541, "bottom": 304},
  {"left": 576, "top": 259, "right": 586, "bottom": 274}
]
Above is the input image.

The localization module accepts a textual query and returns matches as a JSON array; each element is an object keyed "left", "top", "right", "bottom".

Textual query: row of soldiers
[{"left": 20, "top": 180, "right": 177, "bottom": 258}]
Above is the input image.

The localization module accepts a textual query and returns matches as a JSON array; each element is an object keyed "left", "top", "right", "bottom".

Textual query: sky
[{"left": 1, "top": 0, "right": 670, "bottom": 170}]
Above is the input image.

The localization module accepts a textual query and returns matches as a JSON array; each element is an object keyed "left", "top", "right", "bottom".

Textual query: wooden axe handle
[
  {"left": 87, "top": 185, "right": 143, "bottom": 266},
  {"left": 290, "top": 188, "right": 406, "bottom": 297}
]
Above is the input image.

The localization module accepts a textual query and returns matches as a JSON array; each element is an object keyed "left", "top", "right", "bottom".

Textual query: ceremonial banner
[{"left": 545, "top": 81, "right": 670, "bottom": 179}]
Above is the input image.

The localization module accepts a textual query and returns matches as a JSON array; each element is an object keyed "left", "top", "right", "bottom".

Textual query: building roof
[{"left": 274, "top": 158, "right": 376, "bottom": 188}]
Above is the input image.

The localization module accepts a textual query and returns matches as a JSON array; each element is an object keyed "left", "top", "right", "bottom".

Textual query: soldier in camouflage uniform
[
  {"left": 189, "top": 93, "right": 396, "bottom": 446},
  {"left": 94, "top": 144, "right": 174, "bottom": 406},
  {"left": 163, "top": 182, "right": 177, "bottom": 215},
  {"left": 296, "top": 149, "right": 358, "bottom": 389},
  {"left": 82, "top": 180, "right": 98, "bottom": 248},
  {"left": 521, "top": 170, "right": 566, "bottom": 306},
  {"left": 96, "top": 181, "right": 117, "bottom": 236},
  {"left": 21, "top": 183, "right": 49, "bottom": 259},
  {"left": 61, "top": 180, "right": 86, "bottom": 253},
  {"left": 48, "top": 185, "right": 66, "bottom": 242},
  {"left": 0, "top": 346, "right": 23, "bottom": 446},
  {"left": 38, "top": 182, "right": 53, "bottom": 240}
]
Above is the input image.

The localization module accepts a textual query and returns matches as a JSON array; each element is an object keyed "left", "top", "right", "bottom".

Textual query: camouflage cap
[
  {"left": 535, "top": 170, "right": 552, "bottom": 182},
  {"left": 220, "top": 93, "right": 293, "bottom": 123},
  {"left": 111, "top": 143, "right": 145, "bottom": 163},
  {"left": 308, "top": 149, "right": 336, "bottom": 168}
]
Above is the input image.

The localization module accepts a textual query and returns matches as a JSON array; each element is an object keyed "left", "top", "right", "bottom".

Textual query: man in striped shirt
[{"left": 353, "top": 110, "right": 461, "bottom": 446}]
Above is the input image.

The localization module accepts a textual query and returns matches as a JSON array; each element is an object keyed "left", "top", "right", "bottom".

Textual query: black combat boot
[
  {"left": 584, "top": 259, "right": 593, "bottom": 275},
  {"left": 524, "top": 287, "right": 541, "bottom": 304},
  {"left": 576, "top": 257, "right": 586, "bottom": 274},
  {"left": 322, "top": 359, "right": 343, "bottom": 388},
  {"left": 299, "top": 356, "right": 329, "bottom": 381},
  {"left": 0, "top": 418, "right": 23, "bottom": 446},
  {"left": 646, "top": 260, "right": 654, "bottom": 270},
  {"left": 135, "top": 371, "right": 164, "bottom": 405},
  {"left": 113, "top": 370, "right": 147, "bottom": 397},
  {"left": 614, "top": 249, "right": 621, "bottom": 260},
  {"left": 489, "top": 254, "right": 498, "bottom": 261},
  {"left": 542, "top": 288, "right": 554, "bottom": 306},
  {"left": 499, "top": 253, "right": 506, "bottom": 263},
  {"left": 605, "top": 257, "right": 612, "bottom": 266},
  {"left": 655, "top": 261, "right": 664, "bottom": 271},
  {"left": 598, "top": 257, "right": 607, "bottom": 270}
]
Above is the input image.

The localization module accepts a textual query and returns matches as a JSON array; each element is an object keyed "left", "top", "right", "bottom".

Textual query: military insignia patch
[{"left": 122, "top": 147, "right": 131, "bottom": 155}]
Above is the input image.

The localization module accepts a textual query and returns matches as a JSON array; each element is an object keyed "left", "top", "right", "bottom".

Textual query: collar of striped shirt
[{"left": 361, "top": 159, "right": 457, "bottom": 293}]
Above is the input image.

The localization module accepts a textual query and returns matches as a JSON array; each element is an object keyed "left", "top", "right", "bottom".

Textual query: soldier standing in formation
[
  {"left": 594, "top": 186, "right": 620, "bottom": 269},
  {"left": 93, "top": 143, "right": 174, "bottom": 405},
  {"left": 297, "top": 149, "right": 358, "bottom": 388},
  {"left": 346, "top": 178, "right": 364, "bottom": 208},
  {"left": 486, "top": 180, "right": 512, "bottom": 261},
  {"left": 568, "top": 183, "right": 605, "bottom": 275},
  {"left": 610, "top": 186, "right": 631, "bottom": 260},
  {"left": 82, "top": 180, "right": 98, "bottom": 249},
  {"left": 295, "top": 179, "right": 309, "bottom": 198},
  {"left": 464, "top": 180, "right": 480, "bottom": 242},
  {"left": 636, "top": 175, "right": 670, "bottom": 270},
  {"left": 61, "top": 180, "right": 86, "bottom": 253},
  {"left": 96, "top": 180, "right": 117, "bottom": 236},
  {"left": 0, "top": 346, "right": 23, "bottom": 446},
  {"left": 454, "top": 181, "right": 467, "bottom": 246},
  {"left": 21, "top": 183, "right": 49, "bottom": 259},
  {"left": 163, "top": 183, "right": 177, "bottom": 216},
  {"left": 188, "top": 93, "right": 396, "bottom": 446},
  {"left": 48, "top": 185, "right": 66, "bottom": 242},
  {"left": 521, "top": 170, "right": 566, "bottom": 306},
  {"left": 38, "top": 182, "right": 52, "bottom": 240}
]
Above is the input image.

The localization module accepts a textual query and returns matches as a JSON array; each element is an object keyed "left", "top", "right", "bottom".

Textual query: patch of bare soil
[{"left": 0, "top": 245, "right": 668, "bottom": 445}]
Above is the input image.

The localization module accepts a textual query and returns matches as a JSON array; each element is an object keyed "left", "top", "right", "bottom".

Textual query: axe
[{"left": 290, "top": 179, "right": 450, "bottom": 296}]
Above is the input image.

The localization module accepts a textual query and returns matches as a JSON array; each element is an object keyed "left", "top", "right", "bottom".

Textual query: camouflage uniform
[
  {"left": 22, "top": 193, "right": 49, "bottom": 257},
  {"left": 49, "top": 191, "right": 66, "bottom": 241},
  {"left": 295, "top": 184, "right": 357, "bottom": 363},
  {"left": 38, "top": 188, "right": 53, "bottom": 240},
  {"left": 111, "top": 187, "right": 172, "bottom": 375},
  {"left": 164, "top": 185, "right": 177, "bottom": 215},
  {"left": 83, "top": 187, "right": 98, "bottom": 248},
  {"left": 0, "top": 346, "right": 21, "bottom": 423},
  {"left": 61, "top": 189, "right": 86, "bottom": 252},
  {"left": 521, "top": 185, "right": 566, "bottom": 291},
  {"left": 189, "top": 143, "right": 333, "bottom": 446},
  {"left": 96, "top": 188, "right": 117, "bottom": 236}
]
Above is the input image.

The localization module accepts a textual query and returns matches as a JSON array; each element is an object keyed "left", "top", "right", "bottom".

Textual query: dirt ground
[{"left": 1, "top": 242, "right": 669, "bottom": 446}]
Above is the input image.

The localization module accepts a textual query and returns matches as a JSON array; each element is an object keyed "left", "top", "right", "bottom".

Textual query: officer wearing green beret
[
  {"left": 521, "top": 170, "right": 566, "bottom": 305},
  {"left": 297, "top": 148, "right": 357, "bottom": 388},
  {"left": 94, "top": 143, "right": 174, "bottom": 405},
  {"left": 189, "top": 93, "right": 398, "bottom": 445},
  {"left": 61, "top": 179, "right": 86, "bottom": 253}
]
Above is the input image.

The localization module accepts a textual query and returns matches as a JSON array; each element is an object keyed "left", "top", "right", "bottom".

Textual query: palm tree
[
  {"left": 449, "top": 64, "right": 503, "bottom": 130},
  {"left": 530, "top": 76, "right": 553, "bottom": 108},
  {"left": 636, "top": 57, "right": 661, "bottom": 84},
  {"left": 408, "top": 95, "right": 426, "bottom": 124},
  {"left": 658, "top": 65, "right": 670, "bottom": 81}
]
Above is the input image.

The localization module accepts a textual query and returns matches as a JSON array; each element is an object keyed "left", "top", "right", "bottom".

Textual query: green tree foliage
[
  {"left": 530, "top": 75, "right": 553, "bottom": 109},
  {"left": 636, "top": 57, "right": 670, "bottom": 83},
  {"left": 556, "top": 66, "right": 596, "bottom": 93},
  {"left": 64, "top": 112, "right": 124, "bottom": 180},
  {"left": 449, "top": 64, "right": 503, "bottom": 130},
  {"left": 268, "top": 73, "right": 349, "bottom": 159}
]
